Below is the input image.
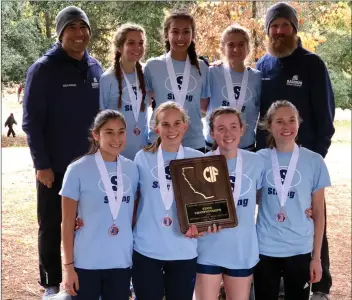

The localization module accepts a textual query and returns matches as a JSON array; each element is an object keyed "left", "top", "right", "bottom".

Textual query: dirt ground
[{"left": 1, "top": 93, "right": 351, "bottom": 299}]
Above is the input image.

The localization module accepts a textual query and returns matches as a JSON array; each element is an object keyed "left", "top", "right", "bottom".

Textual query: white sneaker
[
  {"left": 50, "top": 290, "right": 72, "bottom": 300},
  {"left": 42, "top": 286, "right": 59, "bottom": 300},
  {"left": 311, "top": 292, "right": 330, "bottom": 300}
]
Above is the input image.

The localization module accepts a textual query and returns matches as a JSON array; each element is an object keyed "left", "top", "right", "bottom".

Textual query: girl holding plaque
[
  {"left": 133, "top": 101, "right": 214, "bottom": 300},
  {"left": 100, "top": 24, "right": 149, "bottom": 160},
  {"left": 60, "top": 110, "right": 139, "bottom": 299},
  {"left": 144, "top": 10, "right": 210, "bottom": 152},
  {"left": 203, "top": 24, "right": 262, "bottom": 153},
  {"left": 196, "top": 107, "right": 264, "bottom": 300},
  {"left": 254, "top": 101, "right": 330, "bottom": 300}
]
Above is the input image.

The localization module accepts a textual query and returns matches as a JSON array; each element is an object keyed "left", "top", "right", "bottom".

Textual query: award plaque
[{"left": 169, "top": 155, "right": 238, "bottom": 233}]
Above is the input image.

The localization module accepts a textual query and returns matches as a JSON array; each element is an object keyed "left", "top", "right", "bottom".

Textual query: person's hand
[
  {"left": 36, "top": 169, "right": 54, "bottom": 188},
  {"left": 210, "top": 60, "right": 223, "bottom": 67},
  {"left": 63, "top": 265, "right": 79, "bottom": 296},
  {"left": 207, "top": 224, "right": 221, "bottom": 234},
  {"left": 75, "top": 218, "right": 84, "bottom": 231},
  {"left": 305, "top": 206, "right": 313, "bottom": 219},
  {"left": 185, "top": 225, "right": 205, "bottom": 238},
  {"left": 309, "top": 259, "right": 322, "bottom": 283}
]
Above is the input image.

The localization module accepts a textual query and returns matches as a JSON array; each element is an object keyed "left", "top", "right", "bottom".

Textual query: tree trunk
[
  {"left": 44, "top": 11, "right": 51, "bottom": 38},
  {"left": 251, "top": 1, "right": 259, "bottom": 62}
]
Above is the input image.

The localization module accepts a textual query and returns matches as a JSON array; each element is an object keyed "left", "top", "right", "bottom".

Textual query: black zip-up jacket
[
  {"left": 256, "top": 41, "right": 335, "bottom": 158},
  {"left": 22, "top": 43, "right": 103, "bottom": 173}
]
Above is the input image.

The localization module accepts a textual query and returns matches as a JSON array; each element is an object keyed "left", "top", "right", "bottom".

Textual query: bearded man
[{"left": 255, "top": 3, "right": 335, "bottom": 300}]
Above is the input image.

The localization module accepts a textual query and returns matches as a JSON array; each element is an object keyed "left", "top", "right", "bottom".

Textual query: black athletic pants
[{"left": 37, "top": 172, "right": 64, "bottom": 288}]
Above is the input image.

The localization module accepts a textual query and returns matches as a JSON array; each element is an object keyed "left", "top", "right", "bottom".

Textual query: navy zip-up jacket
[
  {"left": 22, "top": 43, "right": 103, "bottom": 173},
  {"left": 256, "top": 41, "right": 335, "bottom": 158}
]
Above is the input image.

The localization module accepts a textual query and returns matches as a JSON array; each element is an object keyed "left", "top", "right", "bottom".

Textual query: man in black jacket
[
  {"left": 22, "top": 6, "right": 103, "bottom": 299},
  {"left": 256, "top": 3, "right": 335, "bottom": 300}
]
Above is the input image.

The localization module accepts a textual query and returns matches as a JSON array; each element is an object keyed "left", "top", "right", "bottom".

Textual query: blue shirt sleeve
[
  {"left": 200, "top": 63, "right": 211, "bottom": 99},
  {"left": 143, "top": 62, "right": 153, "bottom": 92},
  {"left": 255, "top": 71, "right": 262, "bottom": 108},
  {"left": 99, "top": 73, "right": 111, "bottom": 110},
  {"left": 312, "top": 154, "right": 331, "bottom": 193},
  {"left": 22, "top": 62, "right": 51, "bottom": 170},
  {"left": 59, "top": 163, "right": 81, "bottom": 201},
  {"left": 257, "top": 156, "right": 265, "bottom": 190}
]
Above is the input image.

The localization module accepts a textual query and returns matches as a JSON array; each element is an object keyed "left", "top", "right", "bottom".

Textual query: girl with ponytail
[
  {"left": 144, "top": 10, "right": 210, "bottom": 153},
  {"left": 100, "top": 23, "right": 149, "bottom": 160}
]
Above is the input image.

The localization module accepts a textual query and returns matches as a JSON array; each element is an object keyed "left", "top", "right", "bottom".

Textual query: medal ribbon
[
  {"left": 95, "top": 150, "right": 123, "bottom": 222},
  {"left": 271, "top": 144, "right": 299, "bottom": 209},
  {"left": 214, "top": 148, "right": 242, "bottom": 208},
  {"left": 122, "top": 69, "right": 142, "bottom": 125},
  {"left": 165, "top": 52, "right": 191, "bottom": 108},
  {"left": 157, "top": 144, "right": 184, "bottom": 211},
  {"left": 223, "top": 64, "right": 249, "bottom": 112}
]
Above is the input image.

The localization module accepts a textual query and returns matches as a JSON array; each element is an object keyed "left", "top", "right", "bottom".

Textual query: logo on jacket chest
[
  {"left": 286, "top": 75, "right": 302, "bottom": 87},
  {"left": 91, "top": 77, "right": 99, "bottom": 89}
]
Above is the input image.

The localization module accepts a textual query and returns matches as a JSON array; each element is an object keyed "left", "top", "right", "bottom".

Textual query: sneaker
[
  {"left": 50, "top": 290, "right": 72, "bottom": 300},
  {"left": 311, "top": 292, "right": 330, "bottom": 300},
  {"left": 42, "top": 286, "right": 59, "bottom": 300}
]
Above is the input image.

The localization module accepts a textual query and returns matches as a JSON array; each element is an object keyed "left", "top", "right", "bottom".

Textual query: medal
[
  {"left": 132, "top": 127, "right": 141, "bottom": 136},
  {"left": 223, "top": 65, "right": 249, "bottom": 112},
  {"left": 214, "top": 148, "right": 242, "bottom": 208},
  {"left": 162, "top": 215, "right": 173, "bottom": 227},
  {"left": 165, "top": 52, "right": 191, "bottom": 108},
  {"left": 275, "top": 209, "right": 287, "bottom": 223},
  {"left": 157, "top": 144, "right": 184, "bottom": 228},
  {"left": 108, "top": 224, "right": 119, "bottom": 236},
  {"left": 95, "top": 150, "right": 124, "bottom": 236},
  {"left": 271, "top": 144, "right": 299, "bottom": 223},
  {"left": 122, "top": 69, "right": 143, "bottom": 135}
]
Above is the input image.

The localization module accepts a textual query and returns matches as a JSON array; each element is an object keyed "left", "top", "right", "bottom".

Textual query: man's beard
[{"left": 266, "top": 34, "right": 298, "bottom": 58}]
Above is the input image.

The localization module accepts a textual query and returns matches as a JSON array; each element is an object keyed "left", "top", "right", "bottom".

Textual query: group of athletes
[{"left": 22, "top": 2, "right": 335, "bottom": 300}]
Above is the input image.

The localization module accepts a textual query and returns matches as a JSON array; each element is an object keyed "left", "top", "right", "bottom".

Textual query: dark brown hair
[
  {"left": 144, "top": 101, "right": 189, "bottom": 153},
  {"left": 87, "top": 110, "right": 127, "bottom": 155},
  {"left": 113, "top": 23, "right": 147, "bottom": 112},
  {"left": 259, "top": 100, "right": 302, "bottom": 148},
  {"left": 163, "top": 10, "right": 201, "bottom": 76},
  {"left": 208, "top": 107, "right": 246, "bottom": 150}
]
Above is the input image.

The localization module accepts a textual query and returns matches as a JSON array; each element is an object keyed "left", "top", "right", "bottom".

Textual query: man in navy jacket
[
  {"left": 22, "top": 6, "right": 103, "bottom": 299},
  {"left": 256, "top": 3, "right": 335, "bottom": 300}
]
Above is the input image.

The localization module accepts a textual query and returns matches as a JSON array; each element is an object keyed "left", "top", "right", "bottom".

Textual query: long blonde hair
[
  {"left": 144, "top": 101, "right": 189, "bottom": 153},
  {"left": 259, "top": 100, "right": 302, "bottom": 148}
]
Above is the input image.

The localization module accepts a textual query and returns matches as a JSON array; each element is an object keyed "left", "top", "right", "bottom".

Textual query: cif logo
[
  {"left": 221, "top": 84, "right": 252, "bottom": 103},
  {"left": 203, "top": 166, "right": 219, "bottom": 183},
  {"left": 165, "top": 74, "right": 197, "bottom": 93}
]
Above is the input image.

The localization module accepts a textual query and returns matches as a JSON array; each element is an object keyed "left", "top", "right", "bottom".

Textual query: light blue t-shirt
[
  {"left": 197, "top": 150, "right": 264, "bottom": 269},
  {"left": 100, "top": 68, "right": 149, "bottom": 160},
  {"left": 257, "top": 147, "right": 331, "bottom": 257},
  {"left": 144, "top": 55, "right": 210, "bottom": 149},
  {"left": 59, "top": 154, "right": 139, "bottom": 269},
  {"left": 205, "top": 66, "right": 261, "bottom": 149},
  {"left": 133, "top": 147, "right": 204, "bottom": 260}
]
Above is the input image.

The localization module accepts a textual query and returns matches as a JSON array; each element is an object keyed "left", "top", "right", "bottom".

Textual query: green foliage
[
  {"left": 1, "top": 0, "right": 351, "bottom": 109},
  {"left": 1, "top": 1, "right": 50, "bottom": 83}
]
